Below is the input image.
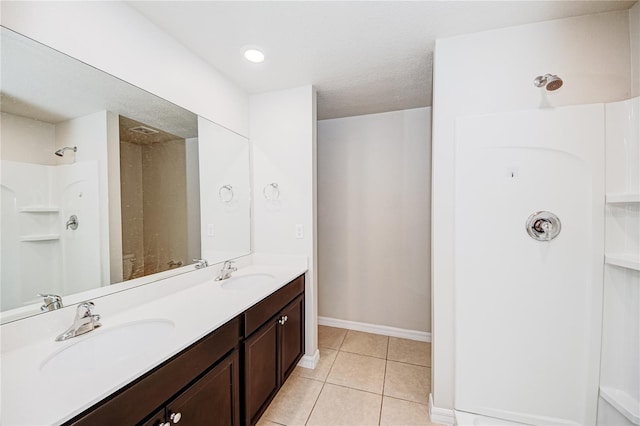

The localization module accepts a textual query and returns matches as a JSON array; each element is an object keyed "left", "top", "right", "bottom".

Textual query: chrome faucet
[
  {"left": 38, "top": 293, "right": 63, "bottom": 311},
  {"left": 215, "top": 260, "right": 237, "bottom": 281},
  {"left": 55, "top": 301, "right": 101, "bottom": 342},
  {"left": 193, "top": 258, "right": 209, "bottom": 269}
]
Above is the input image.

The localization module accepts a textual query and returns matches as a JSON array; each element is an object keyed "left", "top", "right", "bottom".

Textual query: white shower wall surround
[
  {"left": 0, "top": 160, "right": 101, "bottom": 311},
  {"left": 453, "top": 97, "right": 640, "bottom": 426},
  {"left": 454, "top": 103, "right": 605, "bottom": 425},
  {"left": 598, "top": 96, "right": 640, "bottom": 426}
]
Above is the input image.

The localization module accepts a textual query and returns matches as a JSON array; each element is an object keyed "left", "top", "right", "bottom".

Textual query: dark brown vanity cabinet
[
  {"left": 142, "top": 352, "right": 240, "bottom": 426},
  {"left": 67, "top": 317, "right": 242, "bottom": 426},
  {"left": 64, "top": 274, "right": 305, "bottom": 426},
  {"left": 243, "top": 276, "right": 305, "bottom": 425}
]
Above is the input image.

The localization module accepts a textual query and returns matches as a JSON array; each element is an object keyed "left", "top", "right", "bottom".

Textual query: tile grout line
[
  {"left": 303, "top": 380, "right": 326, "bottom": 426},
  {"left": 378, "top": 337, "right": 390, "bottom": 426},
  {"left": 303, "top": 345, "right": 339, "bottom": 426}
]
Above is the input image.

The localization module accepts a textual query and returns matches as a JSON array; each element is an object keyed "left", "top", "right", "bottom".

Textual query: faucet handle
[
  {"left": 76, "top": 301, "right": 96, "bottom": 318},
  {"left": 193, "top": 258, "right": 209, "bottom": 269}
]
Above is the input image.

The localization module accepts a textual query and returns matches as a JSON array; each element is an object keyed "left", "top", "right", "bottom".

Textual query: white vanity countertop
[{"left": 0, "top": 263, "right": 307, "bottom": 425}]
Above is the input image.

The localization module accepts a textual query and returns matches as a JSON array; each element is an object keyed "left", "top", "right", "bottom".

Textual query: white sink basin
[
  {"left": 220, "top": 273, "right": 276, "bottom": 290},
  {"left": 40, "top": 319, "right": 175, "bottom": 375}
]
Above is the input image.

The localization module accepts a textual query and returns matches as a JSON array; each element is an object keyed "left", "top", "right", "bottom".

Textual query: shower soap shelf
[
  {"left": 19, "top": 234, "right": 60, "bottom": 242},
  {"left": 599, "top": 386, "right": 640, "bottom": 425},
  {"left": 605, "top": 254, "right": 640, "bottom": 271},
  {"left": 19, "top": 206, "right": 60, "bottom": 213},
  {"left": 606, "top": 193, "right": 640, "bottom": 204}
]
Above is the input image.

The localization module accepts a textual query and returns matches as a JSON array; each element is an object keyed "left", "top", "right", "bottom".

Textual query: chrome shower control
[{"left": 526, "top": 211, "right": 561, "bottom": 241}]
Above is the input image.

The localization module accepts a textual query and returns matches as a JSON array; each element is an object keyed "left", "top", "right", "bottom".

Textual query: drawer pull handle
[
  {"left": 170, "top": 412, "right": 182, "bottom": 423},
  {"left": 278, "top": 315, "right": 288, "bottom": 325}
]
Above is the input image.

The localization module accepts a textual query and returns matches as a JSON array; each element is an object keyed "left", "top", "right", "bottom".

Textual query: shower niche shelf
[
  {"left": 19, "top": 234, "right": 60, "bottom": 242},
  {"left": 605, "top": 253, "right": 640, "bottom": 271},
  {"left": 600, "top": 386, "right": 640, "bottom": 426},
  {"left": 606, "top": 193, "right": 640, "bottom": 204},
  {"left": 19, "top": 206, "right": 60, "bottom": 213}
]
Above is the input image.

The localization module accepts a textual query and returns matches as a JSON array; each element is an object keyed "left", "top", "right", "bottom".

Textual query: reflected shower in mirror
[{"left": 0, "top": 27, "right": 250, "bottom": 323}]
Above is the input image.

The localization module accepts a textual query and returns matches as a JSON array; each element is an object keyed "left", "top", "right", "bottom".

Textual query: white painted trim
[
  {"left": 429, "top": 394, "right": 456, "bottom": 426},
  {"left": 297, "top": 349, "right": 320, "bottom": 369},
  {"left": 318, "top": 316, "right": 431, "bottom": 342}
]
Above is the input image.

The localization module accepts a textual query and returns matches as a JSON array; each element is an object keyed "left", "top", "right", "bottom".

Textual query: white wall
[
  {"left": 0, "top": 113, "right": 56, "bottom": 165},
  {"left": 431, "top": 10, "right": 632, "bottom": 411},
  {"left": 0, "top": 1, "right": 249, "bottom": 137},
  {"left": 251, "top": 85, "right": 318, "bottom": 359},
  {"left": 631, "top": 2, "right": 640, "bottom": 97},
  {"left": 317, "top": 108, "right": 431, "bottom": 334}
]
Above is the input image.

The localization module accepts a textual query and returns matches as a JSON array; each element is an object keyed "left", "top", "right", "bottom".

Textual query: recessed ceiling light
[{"left": 244, "top": 48, "right": 265, "bottom": 63}]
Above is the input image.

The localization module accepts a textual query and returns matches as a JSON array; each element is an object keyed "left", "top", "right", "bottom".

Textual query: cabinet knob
[
  {"left": 170, "top": 412, "right": 182, "bottom": 423},
  {"left": 278, "top": 315, "right": 289, "bottom": 325}
]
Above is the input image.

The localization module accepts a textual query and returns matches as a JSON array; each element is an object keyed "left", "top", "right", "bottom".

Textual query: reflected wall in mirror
[
  {"left": 0, "top": 27, "right": 251, "bottom": 323},
  {"left": 198, "top": 117, "right": 250, "bottom": 264}
]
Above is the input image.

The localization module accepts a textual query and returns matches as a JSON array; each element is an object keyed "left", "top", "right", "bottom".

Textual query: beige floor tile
[
  {"left": 256, "top": 418, "right": 285, "bottom": 426},
  {"left": 261, "top": 375, "right": 323, "bottom": 426},
  {"left": 384, "top": 361, "right": 431, "bottom": 404},
  {"left": 380, "top": 396, "right": 437, "bottom": 425},
  {"left": 307, "top": 383, "right": 382, "bottom": 426},
  {"left": 387, "top": 337, "right": 431, "bottom": 367},
  {"left": 318, "top": 325, "right": 347, "bottom": 350},
  {"left": 293, "top": 348, "right": 338, "bottom": 382},
  {"left": 340, "top": 330, "right": 389, "bottom": 359},
  {"left": 326, "top": 351, "right": 386, "bottom": 394}
]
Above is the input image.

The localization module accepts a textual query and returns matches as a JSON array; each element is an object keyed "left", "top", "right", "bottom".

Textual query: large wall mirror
[{"left": 0, "top": 27, "right": 251, "bottom": 323}]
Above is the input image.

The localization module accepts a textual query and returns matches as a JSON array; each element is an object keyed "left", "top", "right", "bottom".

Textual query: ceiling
[{"left": 129, "top": 1, "right": 636, "bottom": 120}]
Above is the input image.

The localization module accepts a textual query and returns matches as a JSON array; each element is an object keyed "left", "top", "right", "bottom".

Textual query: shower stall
[
  {"left": 454, "top": 103, "right": 604, "bottom": 425},
  {"left": 454, "top": 97, "right": 639, "bottom": 425},
  {"left": 1, "top": 159, "right": 101, "bottom": 311}
]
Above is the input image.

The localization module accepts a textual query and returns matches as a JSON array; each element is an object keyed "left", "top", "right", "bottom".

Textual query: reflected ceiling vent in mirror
[
  {"left": 120, "top": 116, "right": 181, "bottom": 146},
  {"left": 129, "top": 125, "right": 159, "bottom": 135}
]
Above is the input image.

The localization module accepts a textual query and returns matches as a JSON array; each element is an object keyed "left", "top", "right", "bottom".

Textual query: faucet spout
[{"left": 55, "top": 301, "right": 101, "bottom": 341}]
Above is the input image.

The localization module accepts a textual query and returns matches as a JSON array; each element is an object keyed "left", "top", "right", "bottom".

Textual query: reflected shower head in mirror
[
  {"left": 55, "top": 146, "right": 77, "bottom": 157},
  {"left": 534, "top": 74, "right": 563, "bottom": 91}
]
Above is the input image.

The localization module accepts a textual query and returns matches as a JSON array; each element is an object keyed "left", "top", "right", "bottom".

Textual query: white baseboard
[
  {"left": 318, "top": 316, "right": 431, "bottom": 342},
  {"left": 429, "top": 394, "right": 456, "bottom": 425},
  {"left": 297, "top": 349, "right": 320, "bottom": 369}
]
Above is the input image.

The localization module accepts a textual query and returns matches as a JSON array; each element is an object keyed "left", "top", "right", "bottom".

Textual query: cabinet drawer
[
  {"left": 67, "top": 317, "right": 241, "bottom": 426},
  {"left": 244, "top": 275, "right": 304, "bottom": 337}
]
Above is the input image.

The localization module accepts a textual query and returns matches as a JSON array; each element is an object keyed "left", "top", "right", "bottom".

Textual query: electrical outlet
[
  {"left": 295, "top": 224, "right": 304, "bottom": 239},
  {"left": 207, "top": 224, "right": 214, "bottom": 237}
]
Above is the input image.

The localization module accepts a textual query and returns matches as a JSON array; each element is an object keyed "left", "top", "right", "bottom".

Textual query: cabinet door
[
  {"left": 243, "top": 319, "right": 279, "bottom": 425},
  {"left": 279, "top": 294, "right": 305, "bottom": 381},
  {"left": 165, "top": 350, "right": 240, "bottom": 426},
  {"left": 140, "top": 408, "right": 166, "bottom": 426}
]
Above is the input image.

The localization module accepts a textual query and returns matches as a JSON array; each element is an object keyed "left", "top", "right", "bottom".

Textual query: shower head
[
  {"left": 534, "top": 74, "right": 563, "bottom": 91},
  {"left": 55, "top": 146, "right": 77, "bottom": 157}
]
